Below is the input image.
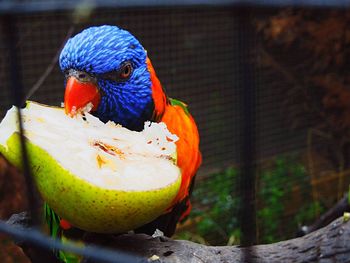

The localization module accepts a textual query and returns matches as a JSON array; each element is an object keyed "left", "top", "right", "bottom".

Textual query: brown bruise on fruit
[
  {"left": 93, "top": 141, "right": 124, "bottom": 171},
  {"left": 96, "top": 154, "right": 106, "bottom": 168},
  {"left": 93, "top": 141, "right": 125, "bottom": 159},
  {"left": 96, "top": 154, "right": 117, "bottom": 171},
  {"left": 166, "top": 137, "right": 174, "bottom": 142},
  {"left": 92, "top": 140, "right": 174, "bottom": 167}
]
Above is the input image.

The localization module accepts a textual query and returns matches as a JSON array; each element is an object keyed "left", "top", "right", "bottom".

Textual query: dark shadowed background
[{"left": 1, "top": 3, "right": 350, "bottom": 262}]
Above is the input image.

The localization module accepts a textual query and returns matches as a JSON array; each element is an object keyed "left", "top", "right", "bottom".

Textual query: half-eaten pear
[{"left": 0, "top": 102, "right": 181, "bottom": 233}]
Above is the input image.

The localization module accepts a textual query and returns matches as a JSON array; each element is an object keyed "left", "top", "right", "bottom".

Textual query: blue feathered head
[{"left": 59, "top": 25, "right": 153, "bottom": 130}]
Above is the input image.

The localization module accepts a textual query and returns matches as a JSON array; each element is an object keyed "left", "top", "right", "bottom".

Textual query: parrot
[{"left": 45, "top": 25, "right": 201, "bottom": 261}]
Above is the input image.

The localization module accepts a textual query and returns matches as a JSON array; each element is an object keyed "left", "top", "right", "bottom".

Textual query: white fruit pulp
[{"left": 0, "top": 103, "right": 180, "bottom": 191}]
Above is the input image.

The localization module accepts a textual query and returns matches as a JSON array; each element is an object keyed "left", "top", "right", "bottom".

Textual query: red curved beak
[{"left": 64, "top": 77, "right": 101, "bottom": 116}]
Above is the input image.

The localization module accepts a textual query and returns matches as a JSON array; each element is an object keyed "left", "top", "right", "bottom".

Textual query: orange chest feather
[
  {"left": 161, "top": 104, "right": 202, "bottom": 203},
  {"left": 147, "top": 56, "right": 201, "bottom": 203},
  {"left": 146, "top": 57, "right": 167, "bottom": 122}
]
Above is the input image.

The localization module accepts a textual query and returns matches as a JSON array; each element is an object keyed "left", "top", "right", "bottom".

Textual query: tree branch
[
  {"left": 88, "top": 216, "right": 350, "bottom": 263},
  {"left": 4, "top": 212, "right": 350, "bottom": 263},
  {"left": 1, "top": 154, "right": 350, "bottom": 262},
  {"left": 297, "top": 193, "right": 350, "bottom": 237}
]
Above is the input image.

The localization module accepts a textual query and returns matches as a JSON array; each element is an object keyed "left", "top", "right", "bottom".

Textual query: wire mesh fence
[{"left": 1, "top": 1, "right": 350, "bottom": 262}]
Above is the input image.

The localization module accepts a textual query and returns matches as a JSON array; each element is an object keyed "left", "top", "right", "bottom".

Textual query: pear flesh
[{"left": 0, "top": 102, "right": 181, "bottom": 233}]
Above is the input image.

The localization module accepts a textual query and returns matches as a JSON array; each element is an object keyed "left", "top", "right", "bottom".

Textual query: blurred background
[{"left": 1, "top": 1, "right": 350, "bottom": 261}]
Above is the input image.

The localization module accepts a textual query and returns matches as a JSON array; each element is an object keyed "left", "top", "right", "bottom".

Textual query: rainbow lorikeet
[{"left": 45, "top": 25, "right": 201, "bottom": 261}]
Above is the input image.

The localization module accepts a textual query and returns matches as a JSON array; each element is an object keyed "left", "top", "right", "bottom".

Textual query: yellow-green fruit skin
[{"left": 1, "top": 133, "right": 181, "bottom": 233}]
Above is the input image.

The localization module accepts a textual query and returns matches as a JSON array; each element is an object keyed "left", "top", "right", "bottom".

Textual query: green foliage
[
  {"left": 257, "top": 155, "right": 324, "bottom": 243},
  {"left": 185, "top": 167, "right": 241, "bottom": 245},
  {"left": 258, "top": 156, "right": 303, "bottom": 243},
  {"left": 176, "top": 155, "right": 325, "bottom": 245},
  {"left": 294, "top": 201, "right": 324, "bottom": 227}
]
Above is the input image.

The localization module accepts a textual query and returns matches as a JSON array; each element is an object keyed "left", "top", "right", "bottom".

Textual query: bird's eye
[
  {"left": 119, "top": 62, "right": 133, "bottom": 79},
  {"left": 99, "top": 62, "right": 133, "bottom": 82}
]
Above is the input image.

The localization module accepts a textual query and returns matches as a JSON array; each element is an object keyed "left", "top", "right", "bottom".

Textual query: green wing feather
[
  {"left": 44, "top": 203, "right": 61, "bottom": 239},
  {"left": 44, "top": 203, "right": 82, "bottom": 263},
  {"left": 169, "top": 98, "right": 190, "bottom": 116}
]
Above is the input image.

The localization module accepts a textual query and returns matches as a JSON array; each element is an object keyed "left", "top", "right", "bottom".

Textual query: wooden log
[
  {"left": 1, "top": 154, "right": 350, "bottom": 262},
  {"left": 297, "top": 193, "right": 350, "bottom": 237},
  {"left": 4, "top": 212, "right": 350, "bottom": 263},
  {"left": 82, "top": 215, "right": 350, "bottom": 263}
]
